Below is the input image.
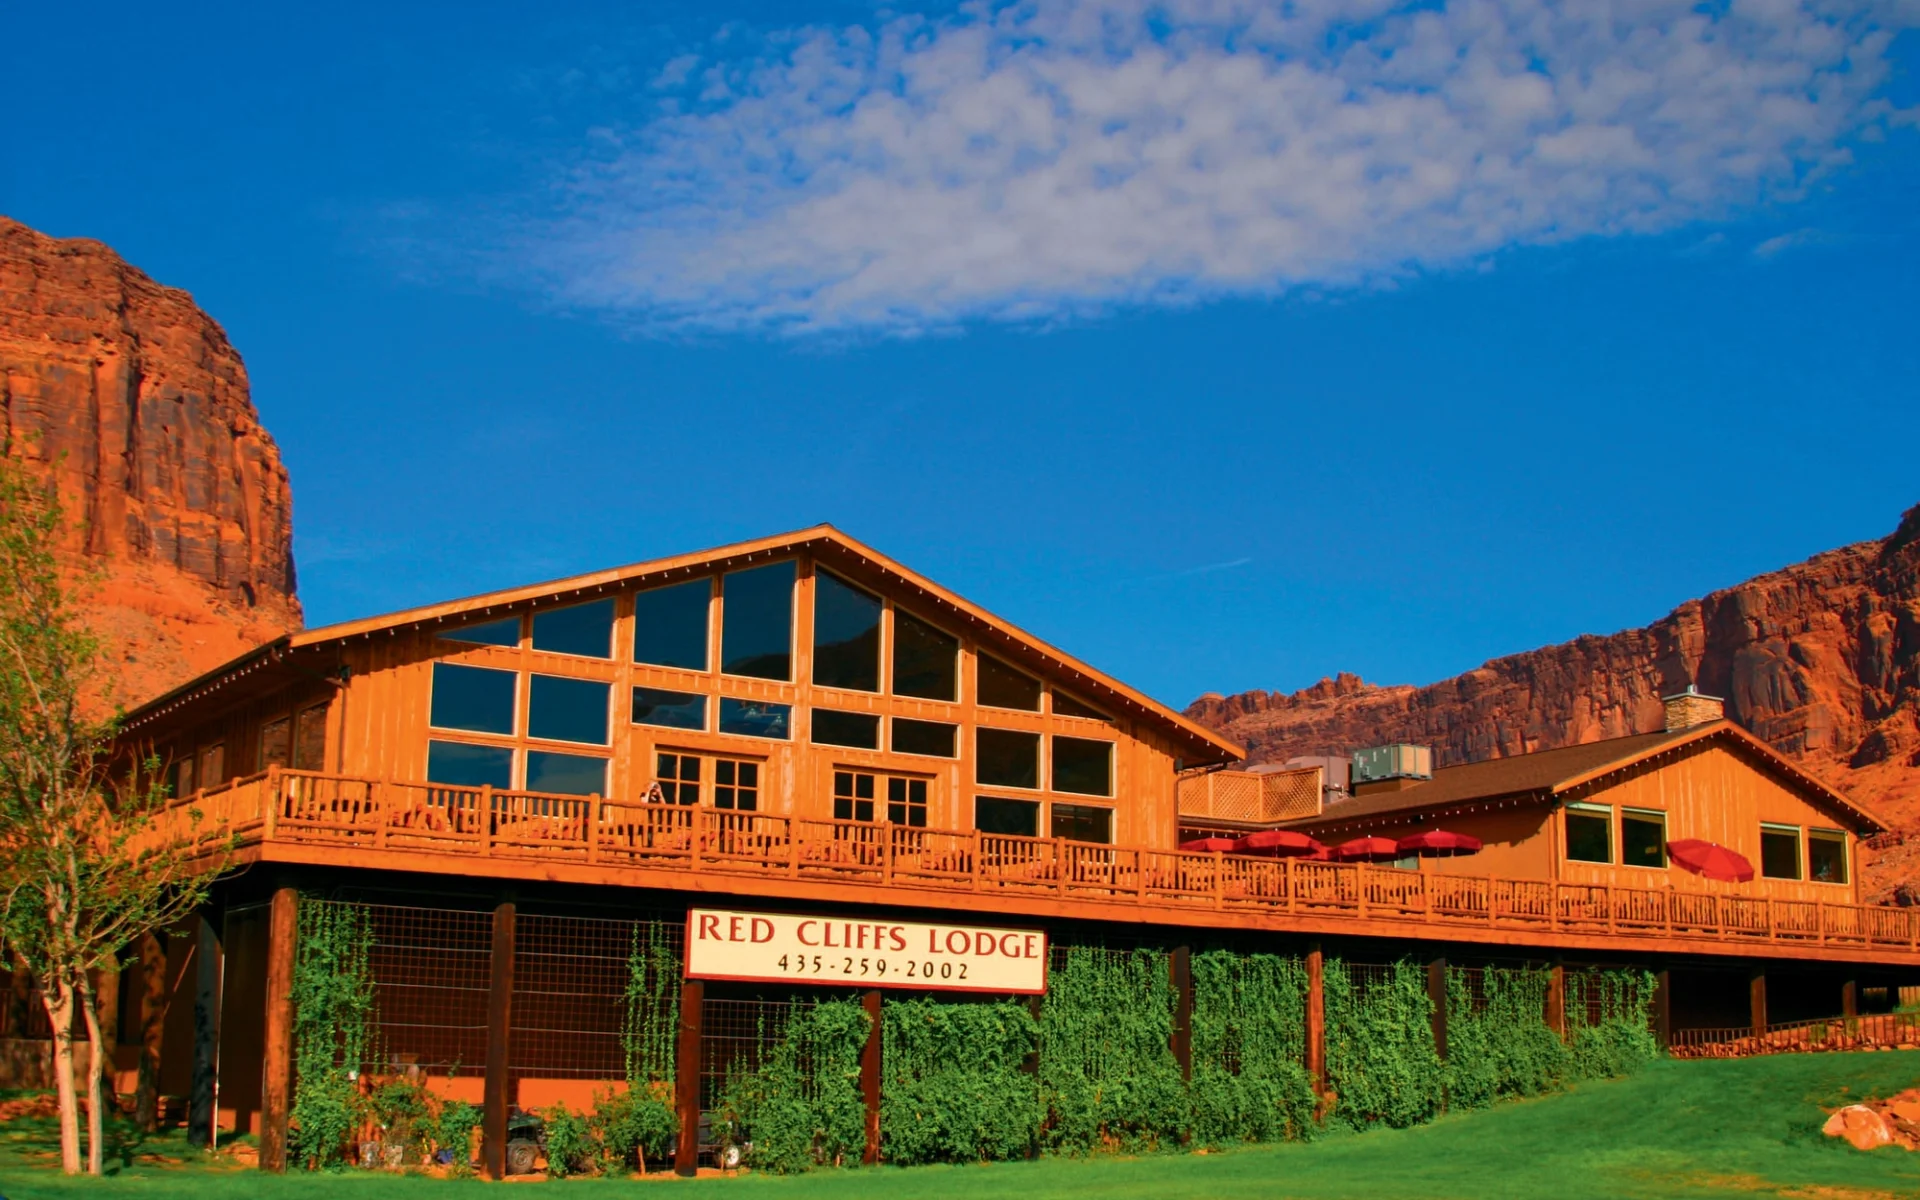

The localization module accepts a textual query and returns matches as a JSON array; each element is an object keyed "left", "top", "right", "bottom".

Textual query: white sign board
[{"left": 684, "top": 909, "right": 1048, "bottom": 995}]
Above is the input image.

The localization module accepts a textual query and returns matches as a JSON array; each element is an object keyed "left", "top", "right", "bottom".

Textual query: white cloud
[{"left": 514, "top": 0, "right": 1916, "bottom": 334}]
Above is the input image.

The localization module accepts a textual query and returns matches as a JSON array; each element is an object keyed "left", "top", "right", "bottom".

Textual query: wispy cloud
[
  {"left": 1752, "top": 227, "right": 1828, "bottom": 258},
  {"left": 498, "top": 0, "right": 1915, "bottom": 335}
]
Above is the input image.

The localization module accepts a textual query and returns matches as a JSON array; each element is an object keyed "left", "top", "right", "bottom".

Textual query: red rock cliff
[
  {"left": 1187, "top": 505, "right": 1920, "bottom": 901},
  {"left": 0, "top": 216, "right": 301, "bottom": 705}
]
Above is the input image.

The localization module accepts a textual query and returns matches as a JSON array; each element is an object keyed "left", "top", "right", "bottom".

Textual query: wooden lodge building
[{"left": 61, "top": 526, "right": 1920, "bottom": 1172}]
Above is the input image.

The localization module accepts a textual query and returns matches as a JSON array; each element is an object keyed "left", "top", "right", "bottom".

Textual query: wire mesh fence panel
[
  {"left": 699, "top": 997, "right": 805, "bottom": 1112},
  {"left": 511, "top": 914, "right": 683, "bottom": 1082},
  {"left": 361, "top": 905, "right": 492, "bottom": 1075}
]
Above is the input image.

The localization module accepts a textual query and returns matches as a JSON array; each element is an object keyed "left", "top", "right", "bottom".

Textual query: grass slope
[{"left": 2, "top": 1054, "right": 1916, "bottom": 1199}]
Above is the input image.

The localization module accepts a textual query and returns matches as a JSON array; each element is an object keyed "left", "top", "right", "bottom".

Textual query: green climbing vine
[
  {"left": 1443, "top": 966, "right": 1570, "bottom": 1109},
  {"left": 604, "top": 921, "right": 681, "bottom": 1170},
  {"left": 717, "top": 1000, "right": 869, "bottom": 1173},
  {"left": 1322, "top": 960, "right": 1443, "bottom": 1129},
  {"left": 288, "top": 899, "right": 378, "bottom": 1169},
  {"left": 880, "top": 998, "right": 1039, "bottom": 1164},
  {"left": 1566, "top": 968, "right": 1660, "bottom": 1080},
  {"left": 1188, "top": 949, "right": 1318, "bottom": 1146},
  {"left": 1037, "top": 945, "right": 1186, "bottom": 1153}
]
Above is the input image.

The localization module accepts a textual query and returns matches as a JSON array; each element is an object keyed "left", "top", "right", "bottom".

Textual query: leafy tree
[{"left": 0, "top": 453, "right": 229, "bottom": 1174}]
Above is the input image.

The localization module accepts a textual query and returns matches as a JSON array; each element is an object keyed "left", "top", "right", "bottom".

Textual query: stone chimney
[{"left": 1663, "top": 685, "right": 1725, "bottom": 731}]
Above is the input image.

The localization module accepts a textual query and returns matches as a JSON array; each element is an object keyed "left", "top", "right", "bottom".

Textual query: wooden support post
[
  {"left": 1169, "top": 945, "right": 1193, "bottom": 1082},
  {"left": 1427, "top": 956, "right": 1448, "bottom": 1061},
  {"left": 1305, "top": 943, "right": 1326, "bottom": 1099},
  {"left": 188, "top": 914, "right": 221, "bottom": 1148},
  {"left": 1749, "top": 968, "right": 1767, "bottom": 1038},
  {"left": 483, "top": 901, "right": 516, "bottom": 1181},
  {"left": 1653, "top": 969, "right": 1672, "bottom": 1050},
  {"left": 674, "top": 980, "right": 704, "bottom": 1177},
  {"left": 258, "top": 888, "right": 298, "bottom": 1172},
  {"left": 133, "top": 929, "right": 169, "bottom": 1132},
  {"left": 861, "top": 989, "right": 883, "bottom": 1165},
  {"left": 1546, "top": 960, "right": 1567, "bottom": 1042},
  {"left": 1842, "top": 977, "right": 1859, "bottom": 1018}
]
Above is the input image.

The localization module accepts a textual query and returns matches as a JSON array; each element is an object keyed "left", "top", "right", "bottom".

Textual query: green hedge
[
  {"left": 1323, "top": 960, "right": 1444, "bottom": 1128},
  {"left": 717, "top": 1000, "right": 869, "bottom": 1172},
  {"left": 1444, "top": 966, "right": 1571, "bottom": 1108},
  {"left": 1038, "top": 945, "right": 1187, "bottom": 1152},
  {"left": 1567, "top": 969, "right": 1661, "bottom": 1080},
  {"left": 881, "top": 998, "right": 1040, "bottom": 1164},
  {"left": 1189, "top": 950, "right": 1318, "bottom": 1145}
]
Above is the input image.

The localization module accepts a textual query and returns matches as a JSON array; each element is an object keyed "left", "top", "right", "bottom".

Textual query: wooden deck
[{"left": 162, "top": 768, "right": 1920, "bottom": 965}]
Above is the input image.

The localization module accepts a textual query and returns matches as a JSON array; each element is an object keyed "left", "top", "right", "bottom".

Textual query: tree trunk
[
  {"left": 40, "top": 978, "right": 83, "bottom": 1174},
  {"left": 80, "top": 972, "right": 107, "bottom": 1175}
]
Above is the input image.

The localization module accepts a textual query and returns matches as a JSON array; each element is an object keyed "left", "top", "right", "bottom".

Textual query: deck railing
[
  {"left": 1669, "top": 1011, "right": 1920, "bottom": 1058},
  {"left": 146, "top": 768, "right": 1920, "bottom": 953}
]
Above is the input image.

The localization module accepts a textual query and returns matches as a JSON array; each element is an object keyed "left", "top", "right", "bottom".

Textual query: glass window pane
[
  {"left": 526, "top": 750, "right": 607, "bottom": 796},
  {"left": 976, "top": 728, "right": 1040, "bottom": 789},
  {"left": 975, "top": 796, "right": 1039, "bottom": 838},
  {"left": 812, "top": 709, "right": 880, "bottom": 749},
  {"left": 1051, "top": 736, "right": 1112, "bottom": 796},
  {"left": 1565, "top": 811, "right": 1611, "bottom": 863},
  {"left": 1808, "top": 831, "right": 1848, "bottom": 884},
  {"left": 631, "top": 687, "right": 707, "bottom": 731},
  {"left": 260, "top": 717, "right": 291, "bottom": 769},
  {"left": 719, "top": 697, "right": 792, "bottom": 740},
  {"left": 978, "top": 654, "right": 1040, "bottom": 711},
  {"left": 722, "top": 561, "right": 796, "bottom": 679},
  {"left": 200, "top": 743, "right": 226, "bottom": 786},
  {"left": 532, "top": 598, "right": 615, "bottom": 659},
  {"left": 893, "top": 612, "right": 958, "bottom": 701},
  {"left": 1051, "top": 802, "right": 1113, "bottom": 844},
  {"left": 427, "top": 740, "right": 514, "bottom": 789},
  {"left": 1760, "top": 827, "right": 1801, "bottom": 880},
  {"left": 527, "top": 674, "right": 611, "bottom": 745},
  {"left": 633, "top": 579, "right": 710, "bottom": 670},
  {"left": 1620, "top": 811, "right": 1666, "bottom": 868},
  {"left": 813, "top": 572, "right": 881, "bottom": 692},
  {"left": 1052, "top": 690, "right": 1108, "bottom": 721},
  {"left": 441, "top": 615, "right": 520, "bottom": 647},
  {"left": 892, "top": 718, "right": 957, "bottom": 758},
  {"left": 294, "top": 704, "right": 328, "bottom": 771},
  {"left": 430, "top": 663, "right": 517, "bottom": 735}
]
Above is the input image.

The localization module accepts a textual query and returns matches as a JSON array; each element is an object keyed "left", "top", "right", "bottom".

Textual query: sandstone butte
[
  {"left": 0, "top": 216, "right": 301, "bottom": 707},
  {"left": 1187, "top": 504, "right": 1920, "bottom": 904}
]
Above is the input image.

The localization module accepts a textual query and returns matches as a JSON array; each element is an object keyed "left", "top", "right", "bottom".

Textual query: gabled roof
[
  {"left": 1284, "top": 721, "right": 1883, "bottom": 835},
  {"left": 121, "top": 525, "right": 1244, "bottom": 764}
]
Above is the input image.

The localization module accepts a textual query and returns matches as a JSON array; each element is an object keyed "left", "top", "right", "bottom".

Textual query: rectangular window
[
  {"left": 633, "top": 578, "right": 711, "bottom": 670},
  {"left": 977, "top": 653, "right": 1041, "bottom": 711},
  {"left": 976, "top": 796, "right": 1040, "bottom": 838},
  {"left": 1621, "top": 809, "right": 1667, "bottom": 868},
  {"left": 892, "top": 718, "right": 957, "bottom": 758},
  {"left": 976, "top": 728, "right": 1040, "bottom": 789},
  {"left": 719, "top": 698, "right": 791, "bottom": 740},
  {"left": 1565, "top": 803, "right": 1612, "bottom": 863},
  {"left": 1051, "top": 802, "right": 1113, "bottom": 844},
  {"left": 199, "top": 743, "right": 226, "bottom": 788},
  {"left": 532, "top": 598, "right": 615, "bottom": 659},
  {"left": 714, "top": 759, "right": 760, "bottom": 811},
  {"left": 654, "top": 753, "right": 701, "bottom": 805},
  {"left": 631, "top": 686, "right": 707, "bottom": 731},
  {"left": 1760, "top": 823, "right": 1802, "bottom": 880},
  {"left": 260, "top": 716, "right": 291, "bottom": 770},
  {"left": 167, "top": 756, "right": 194, "bottom": 799},
  {"left": 1052, "top": 690, "right": 1108, "bottom": 721},
  {"left": 1808, "top": 829, "right": 1849, "bottom": 884},
  {"left": 526, "top": 750, "right": 608, "bottom": 796},
  {"left": 293, "top": 704, "right": 328, "bottom": 770},
  {"left": 834, "top": 770, "right": 876, "bottom": 822},
  {"left": 430, "top": 662, "right": 517, "bottom": 735},
  {"left": 893, "top": 611, "right": 958, "bottom": 701},
  {"left": 722, "top": 561, "right": 795, "bottom": 680},
  {"left": 812, "top": 709, "right": 880, "bottom": 750},
  {"left": 1051, "top": 736, "right": 1112, "bottom": 796},
  {"left": 887, "top": 777, "right": 929, "bottom": 827},
  {"left": 528, "top": 674, "right": 611, "bottom": 745},
  {"left": 441, "top": 615, "right": 520, "bottom": 647},
  {"left": 812, "top": 572, "right": 881, "bottom": 692},
  {"left": 427, "top": 740, "right": 514, "bottom": 789}
]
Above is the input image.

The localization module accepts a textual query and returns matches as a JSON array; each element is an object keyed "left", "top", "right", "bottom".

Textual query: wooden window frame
[
  {"left": 1618, "top": 807, "right": 1668, "bottom": 870},
  {"left": 1807, "top": 827, "right": 1850, "bottom": 886},
  {"left": 1759, "top": 822, "right": 1802, "bottom": 881},
  {"left": 888, "top": 606, "right": 961, "bottom": 704},
  {"left": 718, "top": 559, "right": 799, "bottom": 684},
  {"left": 1563, "top": 801, "right": 1613, "bottom": 864}
]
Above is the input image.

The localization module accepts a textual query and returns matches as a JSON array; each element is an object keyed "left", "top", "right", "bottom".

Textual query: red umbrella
[
  {"left": 1179, "top": 836, "right": 1240, "bottom": 853},
  {"left": 1232, "top": 830, "right": 1324, "bottom": 858},
  {"left": 1397, "top": 830, "right": 1483, "bottom": 857},
  {"left": 1667, "top": 839, "right": 1755, "bottom": 883},
  {"left": 1331, "top": 836, "right": 1402, "bottom": 862}
]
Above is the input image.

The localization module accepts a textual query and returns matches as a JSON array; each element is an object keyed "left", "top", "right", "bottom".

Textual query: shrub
[
  {"left": 594, "top": 1084, "right": 679, "bottom": 1173},
  {"left": 542, "top": 1102, "right": 594, "bottom": 1178},
  {"left": 882, "top": 998, "right": 1039, "bottom": 1164},
  {"left": 431, "top": 1099, "right": 482, "bottom": 1175}
]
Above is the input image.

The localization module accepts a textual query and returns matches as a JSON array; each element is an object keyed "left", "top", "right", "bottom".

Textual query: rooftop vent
[
  {"left": 1663, "top": 685, "right": 1725, "bottom": 732},
  {"left": 1350, "top": 744, "right": 1433, "bottom": 794}
]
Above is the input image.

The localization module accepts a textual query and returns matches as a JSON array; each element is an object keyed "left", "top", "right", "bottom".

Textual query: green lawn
[{"left": 3, "top": 1053, "right": 1917, "bottom": 1199}]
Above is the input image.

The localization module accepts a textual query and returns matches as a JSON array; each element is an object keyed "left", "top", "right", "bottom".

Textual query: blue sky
[{"left": 6, "top": 0, "right": 1917, "bottom": 709}]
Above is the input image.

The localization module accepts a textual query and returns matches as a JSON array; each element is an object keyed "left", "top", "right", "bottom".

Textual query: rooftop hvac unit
[{"left": 1351, "top": 743, "right": 1433, "bottom": 784}]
